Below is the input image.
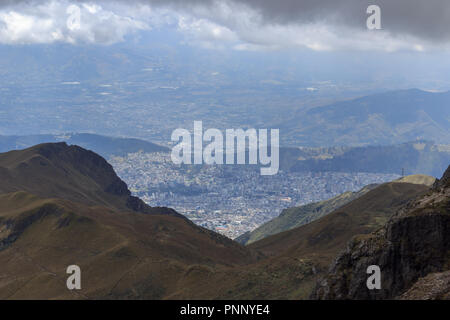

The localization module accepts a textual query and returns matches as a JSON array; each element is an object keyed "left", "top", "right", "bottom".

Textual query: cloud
[
  {"left": 177, "top": 15, "right": 238, "bottom": 49},
  {"left": 162, "top": 0, "right": 447, "bottom": 52},
  {"left": 231, "top": 0, "right": 450, "bottom": 43},
  {"left": 128, "top": 0, "right": 450, "bottom": 43},
  {"left": 0, "top": 0, "right": 449, "bottom": 51},
  {"left": 126, "top": 0, "right": 450, "bottom": 52},
  {"left": 0, "top": 0, "right": 149, "bottom": 45}
]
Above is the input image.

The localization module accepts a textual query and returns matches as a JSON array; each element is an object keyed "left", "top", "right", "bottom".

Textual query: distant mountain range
[
  {"left": 2, "top": 49, "right": 450, "bottom": 148},
  {"left": 0, "top": 133, "right": 168, "bottom": 159},
  {"left": 282, "top": 89, "right": 450, "bottom": 146},
  {"left": 280, "top": 141, "right": 450, "bottom": 177},
  {"left": 1, "top": 132, "right": 447, "bottom": 178}
]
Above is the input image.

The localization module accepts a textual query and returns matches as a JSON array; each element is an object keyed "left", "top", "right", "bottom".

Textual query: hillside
[
  {"left": 237, "top": 174, "right": 435, "bottom": 246},
  {"left": 311, "top": 166, "right": 450, "bottom": 299},
  {"left": 282, "top": 89, "right": 450, "bottom": 147},
  {"left": 0, "top": 143, "right": 256, "bottom": 299},
  {"left": 236, "top": 184, "right": 378, "bottom": 245},
  {"left": 248, "top": 182, "right": 429, "bottom": 259}
]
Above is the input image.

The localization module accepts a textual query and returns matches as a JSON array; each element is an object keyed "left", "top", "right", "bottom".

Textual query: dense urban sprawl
[{"left": 111, "top": 152, "right": 400, "bottom": 239}]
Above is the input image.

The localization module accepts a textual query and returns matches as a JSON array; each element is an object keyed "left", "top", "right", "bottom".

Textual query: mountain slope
[
  {"left": 237, "top": 174, "right": 435, "bottom": 245},
  {"left": 311, "top": 166, "right": 450, "bottom": 300},
  {"left": 0, "top": 142, "right": 164, "bottom": 213},
  {"left": 283, "top": 89, "right": 450, "bottom": 146},
  {"left": 0, "top": 143, "right": 256, "bottom": 299},
  {"left": 236, "top": 183, "right": 379, "bottom": 245},
  {"left": 248, "top": 182, "right": 429, "bottom": 259}
]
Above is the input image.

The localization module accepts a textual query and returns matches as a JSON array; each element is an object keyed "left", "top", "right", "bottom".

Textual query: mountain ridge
[
  {"left": 0, "top": 142, "right": 174, "bottom": 215},
  {"left": 0, "top": 143, "right": 259, "bottom": 299}
]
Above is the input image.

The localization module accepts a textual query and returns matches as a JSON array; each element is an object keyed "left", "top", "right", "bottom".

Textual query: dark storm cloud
[
  {"left": 231, "top": 0, "right": 450, "bottom": 42},
  {"left": 122, "top": 0, "right": 450, "bottom": 42}
]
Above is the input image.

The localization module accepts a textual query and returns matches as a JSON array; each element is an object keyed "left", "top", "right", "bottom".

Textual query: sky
[
  {"left": 0, "top": 1, "right": 449, "bottom": 143},
  {"left": 0, "top": 0, "right": 449, "bottom": 52}
]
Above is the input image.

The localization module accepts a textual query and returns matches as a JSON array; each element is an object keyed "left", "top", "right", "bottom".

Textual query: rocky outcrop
[
  {"left": 311, "top": 166, "right": 450, "bottom": 300},
  {"left": 399, "top": 271, "right": 450, "bottom": 300},
  {"left": 433, "top": 165, "right": 450, "bottom": 189}
]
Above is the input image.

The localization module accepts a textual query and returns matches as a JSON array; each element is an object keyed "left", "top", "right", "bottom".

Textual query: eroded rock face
[
  {"left": 311, "top": 166, "right": 450, "bottom": 300},
  {"left": 433, "top": 165, "right": 450, "bottom": 190},
  {"left": 399, "top": 271, "right": 450, "bottom": 300}
]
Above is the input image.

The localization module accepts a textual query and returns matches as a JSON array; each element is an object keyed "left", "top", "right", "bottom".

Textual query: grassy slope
[
  {"left": 239, "top": 175, "right": 435, "bottom": 246},
  {"left": 238, "top": 184, "right": 378, "bottom": 245},
  {"left": 0, "top": 191, "right": 257, "bottom": 299},
  {"left": 250, "top": 182, "right": 428, "bottom": 257},
  {"left": 395, "top": 174, "right": 436, "bottom": 186}
]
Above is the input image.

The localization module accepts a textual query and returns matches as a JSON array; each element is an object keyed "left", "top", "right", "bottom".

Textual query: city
[{"left": 110, "top": 151, "right": 399, "bottom": 239}]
